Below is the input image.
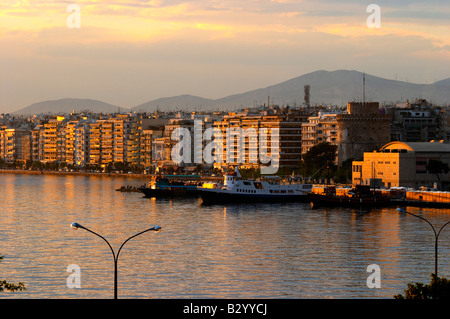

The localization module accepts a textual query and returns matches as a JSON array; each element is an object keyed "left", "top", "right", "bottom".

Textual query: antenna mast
[{"left": 363, "top": 73, "right": 366, "bottom": 104}]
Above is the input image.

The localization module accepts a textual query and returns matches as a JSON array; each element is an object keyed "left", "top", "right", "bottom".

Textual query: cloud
[{"left": 0, "top": 0, "right": 448, "bottom": 112}]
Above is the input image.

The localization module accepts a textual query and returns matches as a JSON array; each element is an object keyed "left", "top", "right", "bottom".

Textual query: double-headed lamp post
[
  {"left": 397, "top": 208, "right": 450, "bottom": 278},
  {"left": 71, "top": 222, "right": 161, "bottom": 299}
]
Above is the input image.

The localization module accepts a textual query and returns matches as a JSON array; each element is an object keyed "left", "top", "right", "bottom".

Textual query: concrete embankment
[
  {"left": 311, "top": 184, "right": 450, "bottom": 208},
  {"left": 0, "top": 169, "right": 150, "bottom": 179}
]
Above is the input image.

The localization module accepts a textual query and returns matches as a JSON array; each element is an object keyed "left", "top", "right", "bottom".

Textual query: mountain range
[{"left": 12, "top": 70, "right": 450, "bottom": 115}]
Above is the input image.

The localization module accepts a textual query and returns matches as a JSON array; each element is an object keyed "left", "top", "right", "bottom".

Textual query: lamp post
[
  {"left": 396, "top": 208, "right": 450, "bottom": 278},
  {"left": 71, "top": 222, "right": 161, "bottom": 299}
]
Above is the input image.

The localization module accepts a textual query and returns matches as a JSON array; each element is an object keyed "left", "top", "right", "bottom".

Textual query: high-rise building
[{"left": 42, "top": 117, "right": 66, "bottom": 163}]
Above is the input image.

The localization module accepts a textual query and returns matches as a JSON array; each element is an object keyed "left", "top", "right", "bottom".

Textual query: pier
[{"left": 311, "top": 184, "right": 450, "bottom": 209}]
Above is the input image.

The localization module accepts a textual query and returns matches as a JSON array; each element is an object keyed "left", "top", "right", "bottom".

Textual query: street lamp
[
  {"left": 71, "top": 222, "right": 161, "bottom": 299},
  {"left": 396, "top": 208, "right": 450, "bottom": 278}
]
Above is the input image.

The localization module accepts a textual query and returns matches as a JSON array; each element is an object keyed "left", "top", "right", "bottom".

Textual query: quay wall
[
  {"left": 404, "top": 190, "right": 450, "bottom": 203},
  {"left": 312, "top": 185, "right": 450, "bottom": 204},
  {"left": 0, "top": 169, "right": 150, "bottom": 179}
]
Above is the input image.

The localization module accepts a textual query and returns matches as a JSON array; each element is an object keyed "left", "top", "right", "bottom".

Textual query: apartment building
[
  {"left": 212, "top": 109, "right": 307, "bottom": 172},
  {"left": 301, "top": 112, "right": 339, "bottom": 160},
  {"left": 42, "top": 117, "right": 66, "bottom": 163},
  {"left": 0, "top": 128, "right": 31, "bottom": 163},
  {"left": 122, "top": 115, "right": 142, "bottom": 165},
  {"left": 75, "top": 123, "right": 90, "bottom": 166}
]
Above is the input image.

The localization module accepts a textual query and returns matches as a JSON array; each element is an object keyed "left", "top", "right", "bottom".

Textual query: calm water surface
[{"left": 1, "top": 173, "right": 450, "bottom": 299}]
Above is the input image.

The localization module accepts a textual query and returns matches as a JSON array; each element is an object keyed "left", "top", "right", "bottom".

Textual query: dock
[{"left": 311, "top": 185, "right": 450, "bottom": 209}]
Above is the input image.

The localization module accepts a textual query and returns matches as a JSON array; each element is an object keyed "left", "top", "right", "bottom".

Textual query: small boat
[
  {"left": 116, "top": 185, "right": 142, "bottom": 193},
  {"left": 198, "top": 168, "right": 313, "bottom": 205},
  {"left": 139, "top": 175, "right": 201, "bottom": 198},
  {"left": 309, "top": 185, "right": 391, "bottom": 208}
]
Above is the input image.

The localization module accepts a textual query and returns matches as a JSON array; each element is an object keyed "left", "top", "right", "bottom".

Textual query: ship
[
  {"left": 198, "top": 168, "right": 313, "bottom": 205},
  {"left": 139, "top": 175, "right": 202, "bottom": 198},
  {"left": 308, "top": 185, "right": 392, "bottom": 208}
]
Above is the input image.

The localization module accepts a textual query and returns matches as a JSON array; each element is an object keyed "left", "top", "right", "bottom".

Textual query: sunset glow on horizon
[{"left": 0, "top": 0, "right": 449, "bottom": 112}]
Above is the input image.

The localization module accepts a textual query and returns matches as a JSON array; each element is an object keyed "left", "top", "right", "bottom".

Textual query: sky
[{"left": 0, "top": 0, "right": 449, "bottom": 113}]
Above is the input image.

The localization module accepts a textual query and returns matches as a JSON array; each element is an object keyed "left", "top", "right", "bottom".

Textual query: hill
[
  {"left": 12, "top": 70, "right": 450, "bottom": 115},
  {"left": 134, "top": 70, "right": 450, "bottom": 112},
  {"left": 13, "top": 98, "right": 125, "bottom": 115},
  {"left": 133, "top": 95, "right": 215, "bottom": 112}
]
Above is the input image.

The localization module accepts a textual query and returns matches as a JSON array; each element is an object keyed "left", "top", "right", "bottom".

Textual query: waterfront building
[
  {"left": 261, "top": 110, "right": 307, "bottom": 167},
  {"left": 140, "top": 118, "right": 168, "bottom": 169},
  {"left": 337, "top": 102, "right": 391, "bottom": 166},
  {"left": 152, "top": 136, "right": 165, "bottom": 168},
  {"left": 162, "top": 118, "right": 198, "bottom": 168},
  {"left": 0, "top": 127, "right": 6, "bottom": 161},
  {"left": 88, "top": 121, "right": 101, "bottom": 165},
  {"left": 75, "top": 123, "right": 90, "bottom": 166},
  {"left": 42, "top": 117, "right": 66, "bottom": 163},
  {"left": 301, "top": 112, "right": 339, "bottom": 160},
  {"left": 122, "top": 114, "right": 142, "bottom": 165},
  {"left": 0, "top": 128, "right": 31, "bottom": 163},
  {"left": 65, "top": 121, "right": 78, "bottom": 165},
  {"left": 352, "top": 140, "right": 450, "bottom": 189},
  {"left": 31, "top": 125, "right": 44, "bottom": 162},
  {"left": 86, "top": 118, "right": 126, "bottom": 167},
  {"left": 388, "top": 100, "right": 447, "bottom": 142},
  {"left": 212, "top": 108, "right": 307, "bottom": 172}
]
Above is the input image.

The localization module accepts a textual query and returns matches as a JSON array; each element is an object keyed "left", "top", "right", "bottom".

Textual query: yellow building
[
  {"left": 212, "top": 110, "right": 306, "bottom": 171},
  {"left": 0, "top": 128, "right": 31, "bottom": 163},
  {"left": 352, "top": 141, "right": 450, "bottom": 189}
]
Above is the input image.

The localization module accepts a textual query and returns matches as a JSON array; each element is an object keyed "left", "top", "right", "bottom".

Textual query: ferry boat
[
  {"left": 198, "top": 168, "right": 313, "bottom": 205},
  {"left": 139, "top": 175, "right": 202, "bottom": 198},
  {"left": 308, "top": 185, "right": 391, "bottom": 208}
]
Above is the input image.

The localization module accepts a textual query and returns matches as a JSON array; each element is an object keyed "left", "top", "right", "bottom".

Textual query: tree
[
  {"left": 0, "top": 255, "right": 26, "bottom": 292},
  {"left": 426, "top": 159, "right": 450, "bottom": 189},
  {"left": 302, "top": 142, "right": 337, "bottom": 178},
  {"left": 394, "top": 274, "right": 450, "bottom": 299},
  {"left": 334, "top": 158, "right": 354, "bottom": 184}
]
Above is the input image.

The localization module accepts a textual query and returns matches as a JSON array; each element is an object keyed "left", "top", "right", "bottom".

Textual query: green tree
[
  {"left": 302, "top": 142, "right": 337, "bottom": 178},
  {"left": 394, "top": 274, "right": 450, "bottom": 299},
  {"left": 0, "top": 255, "right": 26, "bottom": 292},
  {"left": 333, "top": 158, "right": 354, "bottom": 184},
  {"left": 426, "top": 159, "right": 450, "bottom": 189}
]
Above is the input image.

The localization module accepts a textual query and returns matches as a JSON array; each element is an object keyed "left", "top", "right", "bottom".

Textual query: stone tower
[{"left": 336, "top": 102, "right": 391, "bottom": 166}]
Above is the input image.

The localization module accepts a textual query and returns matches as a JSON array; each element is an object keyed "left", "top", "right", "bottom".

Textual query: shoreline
[{"left": 0, "top": 169, "right": 150, "bottom": 179}]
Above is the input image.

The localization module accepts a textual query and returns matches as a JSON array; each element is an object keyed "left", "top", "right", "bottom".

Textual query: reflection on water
[{"left": 1, "top": 173, "right": 450, "bottom": 299}]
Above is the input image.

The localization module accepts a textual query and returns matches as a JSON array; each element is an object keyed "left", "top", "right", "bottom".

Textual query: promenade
[{"left": 0, "top": 168, "right": 150, "bottom": 179}]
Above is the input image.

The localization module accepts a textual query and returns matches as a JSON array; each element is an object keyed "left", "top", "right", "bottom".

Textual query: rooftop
[{"left": 380, "top": 141, "right": 450, "bottom": 153}]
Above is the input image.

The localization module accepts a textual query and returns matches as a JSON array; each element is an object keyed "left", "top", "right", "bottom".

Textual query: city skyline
[{"left": 1, "top": 0, "right": 449, "bottom": 113}]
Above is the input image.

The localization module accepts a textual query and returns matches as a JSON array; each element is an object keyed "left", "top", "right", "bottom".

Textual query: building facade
[
  {"left": 337, "top": 102, "right": 391, "bottom": 166},
  {"left": 352, "top": 141, "right": 450, "bottom": 189}
]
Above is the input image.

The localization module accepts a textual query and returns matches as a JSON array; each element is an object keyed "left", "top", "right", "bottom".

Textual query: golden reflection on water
[{"left": 1, "top": 173, "right": 450, "bottom": 299}]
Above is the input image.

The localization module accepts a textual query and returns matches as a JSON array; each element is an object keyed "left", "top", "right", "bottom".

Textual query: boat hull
[
  {"left": 139, "top": 187, "right": 200, "bottom": 198},
  {"left": 199, "top": 189, "right": 309, "bottom": 205},
  {"left": 309, "top": 193, "right": 391, "bottom": 208}
]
